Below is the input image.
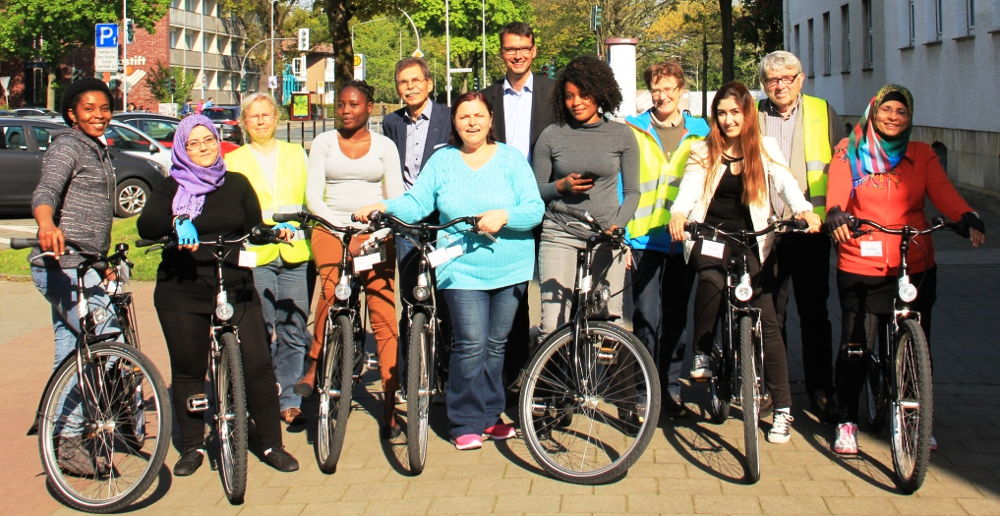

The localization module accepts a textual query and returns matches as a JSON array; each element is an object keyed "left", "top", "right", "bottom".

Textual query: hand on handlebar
[
  {"left": 795, "top": 210, "right": 822, "bottom": 233},
  {"left": 823, "top": 206, "right": 855, "bottom": 244},
  {"left": 353, "top": 202, "right": 387, "bottom": 224},
  {"left": 272, "top": 222, "right": 296, "bottom": 242},
  {"left": 174, "top": 216, "right": 199, "bottom": 252},
  {"left": 556, "top": 173, "right": 595, "bottom": 195},
  {"left": 958, "top": 212, "right": 986, "bottom": 248},
  {"left": 475, "top": 209, "right": 508, "bottom": 235},
  {"left": 36, "top": 221, "right": 66, "bottom": 258},
  {"left": 668, "top": 214, "right": 688, "bottom": 242}
]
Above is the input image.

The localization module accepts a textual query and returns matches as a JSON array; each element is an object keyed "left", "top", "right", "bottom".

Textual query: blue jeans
[
  {"left": 442, "top": 283, "right": 525, "bottom": 438},
  {"left": 253, "top": 257, "right": 311, "bottom": 411}
]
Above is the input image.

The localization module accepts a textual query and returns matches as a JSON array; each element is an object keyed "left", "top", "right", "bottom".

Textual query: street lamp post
[
  {"left": 445, "top": 0, "right": 451, "bottom": 106},
  {"left": 270, "top": 0, "right": 275, "bottom": 97},
  {"left": 481, "top": 0, "right": 486, "bottom": 90}
]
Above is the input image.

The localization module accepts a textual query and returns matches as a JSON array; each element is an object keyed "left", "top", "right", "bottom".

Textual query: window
[
  {"left": 862, "top": 0, "right": 873, "bottom": 69},
  {"left": 170, "top": 29, "right": 179, "bottom": 49},
  {"left": 823, "top": 12, "right": 832, "bottom": 75},
  {"left": 31, "top": 127, "right": 52, "bottom": 152},
  {"left": 794, "top": 24, "right": 801, "bottom": 58},
  {"left": 183, "top": 0, "right": 195, "bottom": 11},
  {"left": 964, "top": 0, "right": 976, "bottom": 34},
  {"left": 2, "top": 126, "right": 27, "bottom": 151},
  {"left": 184, "top": 31, "right": 194, "bottom": 51},
  {"left": 807, "top": 19, "right": 815, "bottom": 77},
  {"left": 136, "top": 120, "right": 177, "bottom": 141},
  {"left": 907, "top": 0, "right": 916, "bottom": 46},
  {"left": 935, "top": 0, "right": 944, "bottom": 39},
  {"left": 104, "top": 125, "right": 150, "bottom": 151},
  {"left": 841, "top": 5, "right": 851, "bottom": 72}
]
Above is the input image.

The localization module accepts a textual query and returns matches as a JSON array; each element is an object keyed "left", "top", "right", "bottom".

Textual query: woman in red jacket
[{"left": 824, "top": 84, "right": 985, "bottom": 455}]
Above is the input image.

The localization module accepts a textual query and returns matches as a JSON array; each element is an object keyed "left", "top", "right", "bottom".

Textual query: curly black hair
[
  {"left": 552, "top": 55, "right": 622, "bottom": 125},
  {"left": 61, "top": 78, "right": 113, "bottom": 126},
  {"left": 338, "top": 80, "right": 375, "bottom": 103}
]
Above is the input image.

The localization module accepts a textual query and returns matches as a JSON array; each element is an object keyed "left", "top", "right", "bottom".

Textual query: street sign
[
  {"left": 352, "top": 55, "right": 362, "bottom": 67},
  {"left": 298, "top": 28, "right": 310, "bottom": 51},
  {"left": 412, "top": 49, "right": 424, "bottom": 58},
  {"left": 94, "top": 48, "right": 118, "bottom": 73},
  {"left": 268, "top": 75, "right": 278, "bottom": 89},
  {"left": 95, "top": 23, "right": 118, "bottom": 47},
  {"left": 353, "top": 54, "right": 366, "bottom": 81}
]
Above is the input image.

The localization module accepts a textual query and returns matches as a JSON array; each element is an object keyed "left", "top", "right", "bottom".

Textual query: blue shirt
[
  {"left": 502, "top": 73, "right": 535, "bottom": 161},
  {"left": 402, "top": 100, "right": 433, "bottom": 190},
  {"left": 384, "top": 143, "right": 544, "bottom": 290}
]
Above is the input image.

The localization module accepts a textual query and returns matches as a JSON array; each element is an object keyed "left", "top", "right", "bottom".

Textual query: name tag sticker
[
  {"left": 428, "top": 244, "right": 464, "bottom": 268},
  {"left": 353, "top": 252, "right": 381, "bottom": 272},
  {"left": 860, "top": 240, "right": 883, "bottom": 257},
  {"left": 238, "top": 250, "right": 258, "bottom": 268},
  {"left": 700, "top": 239, "right": 725, "bottom": 259}
]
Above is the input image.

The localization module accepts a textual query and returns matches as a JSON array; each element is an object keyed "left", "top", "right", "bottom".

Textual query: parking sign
[{"left": 95, "top": 23, "right": 118, "bottom": 48}]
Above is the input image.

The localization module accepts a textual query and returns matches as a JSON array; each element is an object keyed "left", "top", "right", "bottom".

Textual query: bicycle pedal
[
  {"left": 186, "top": 394, "right": 209, "bottom": 412},
  {"left": 845, "top": 348, "right": 864, "bottom": 359},
  {"left": 594, "top": 346, "right": 617, "bottom": 365},
  {"left": 364, "top": 353, "right": 379, "bottom": 369}
]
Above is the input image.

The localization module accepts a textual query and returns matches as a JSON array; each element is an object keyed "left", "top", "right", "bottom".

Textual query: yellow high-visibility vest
[{"left": 801, "top": 94, "right": 832, "bottom": 219}]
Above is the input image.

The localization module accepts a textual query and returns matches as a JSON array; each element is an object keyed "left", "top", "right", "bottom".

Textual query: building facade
[{"left": 784, "top": 0, "right": 1000, "bottom": 193}]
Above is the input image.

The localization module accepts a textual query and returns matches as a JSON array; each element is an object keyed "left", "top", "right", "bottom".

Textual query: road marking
[{"left": 0, "top": 225, "right": 36, "bottom": 233}]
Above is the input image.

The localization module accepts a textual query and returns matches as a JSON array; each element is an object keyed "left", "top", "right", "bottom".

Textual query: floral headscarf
[{"left": 846, "top": 84, "right": 914, "bottom": 194}]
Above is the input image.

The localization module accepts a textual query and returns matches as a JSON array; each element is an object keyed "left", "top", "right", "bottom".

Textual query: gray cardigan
[{"left": 30, "top": 128, "right": 116, "bottom": 267}]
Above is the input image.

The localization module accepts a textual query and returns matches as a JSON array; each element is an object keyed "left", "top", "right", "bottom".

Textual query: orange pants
[{"left": 310, "top": 227, "right": 399, "bottom": 393}]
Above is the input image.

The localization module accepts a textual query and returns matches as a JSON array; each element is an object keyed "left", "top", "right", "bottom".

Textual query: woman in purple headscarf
[{"left": 137, "top": 115, "right": 299, "bottom": 476}]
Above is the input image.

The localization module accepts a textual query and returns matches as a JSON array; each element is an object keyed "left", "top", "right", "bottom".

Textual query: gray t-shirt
[{"left": 533, "top": 118, "right": 640, "bottom": 239}]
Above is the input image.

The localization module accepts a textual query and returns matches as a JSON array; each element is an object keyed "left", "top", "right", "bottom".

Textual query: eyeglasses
[
  {"left": 501, "top": 46, "right": 533, "bottom": 56},
  {"left": 651, "top": 86, "right": 682, "bottom": 97},
  {"left": 764, "top": 73, "right": 801, "bottom": 88},
  {"left": 246, "top": 113, "right": 277, "bottom": 123},
  {"left": 185, "top": 135, "right": 218, "bottom": 151},
  {"left": 396, "top": 77, "right": 426, "bottom": 88}
]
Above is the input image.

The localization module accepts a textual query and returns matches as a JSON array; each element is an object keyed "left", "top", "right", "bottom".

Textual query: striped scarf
[{"left": 846, "top": 84, "right": 913, "bottom": 193}]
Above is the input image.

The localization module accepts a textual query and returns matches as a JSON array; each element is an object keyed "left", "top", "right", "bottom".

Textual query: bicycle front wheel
[
  {"left": 738, "top": 315, "right": 760, "bottom": 484},
  {"left": 862, "top": 321, "right": 890, "bottom": 432},
  {"left": 216, "top": 332, "right": 248, "bottom": 504},
  {"left": 38, "top": 343, "right": 171, "bottom": 513},
  {"left": 708, "top": 321, "right": 733, "bottom": 424},
  {"left": 890, "top": 319, "right": 933, "bottom": 493},
  {"left": 519, "top": 321, "right": 660, "bottom": 484},
  {"left": 406, "top": 311, "right": 433, "bottom": 474},
  {"left": 315, "top": 314, "right": 354, "bottom": 474}
]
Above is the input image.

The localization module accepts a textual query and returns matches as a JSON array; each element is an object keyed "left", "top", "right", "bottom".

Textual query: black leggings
[
  {"left": 158, "top": 305, "right": 283, "bottom": 451},
  {"left": 692, "top": 251, "right": 792, "bottom": 409}
]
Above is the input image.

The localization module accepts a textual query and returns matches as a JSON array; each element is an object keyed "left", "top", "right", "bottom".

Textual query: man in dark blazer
[{"left": 481, "top": 22, "right": 555, "bottom": 408}]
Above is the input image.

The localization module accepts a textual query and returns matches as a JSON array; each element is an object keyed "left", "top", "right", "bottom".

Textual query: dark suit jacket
[
  {"left": 382, "top": 100, "right": 453, "bottom": 175},
  {"left": 482, "top": 73, "right": 556, "bottom": 157}
]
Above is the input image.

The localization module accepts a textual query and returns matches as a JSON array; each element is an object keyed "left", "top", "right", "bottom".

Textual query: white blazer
[{"left": 670, "top": 136, "right": 813, "bottom": 263}]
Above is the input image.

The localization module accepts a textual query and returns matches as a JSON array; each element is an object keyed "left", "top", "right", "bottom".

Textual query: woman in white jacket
[{"left": 668, "top": 81, "right": 821, "bottom": 444}]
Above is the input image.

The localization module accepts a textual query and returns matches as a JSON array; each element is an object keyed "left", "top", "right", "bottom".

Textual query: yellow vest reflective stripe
[
  {"left": 224, "top": 141, "right": 311, "bottom": 265},
  {"left": 625, "top": 127, "right": 700, "bottom": 238},
  {"left": 802, "top": 94, "right": 832, "bottom": 220}
]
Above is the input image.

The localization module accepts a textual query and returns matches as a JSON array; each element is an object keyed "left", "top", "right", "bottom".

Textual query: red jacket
[{"left": 827, "top": 140, "right": 973, "bottom": 276}]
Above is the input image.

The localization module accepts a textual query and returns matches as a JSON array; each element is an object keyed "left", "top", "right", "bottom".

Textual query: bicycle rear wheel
[
  {"left": 708, "top": 320, "right": 733, "bottom": 424},
  {"left": 216, "top": 332, "right": 248, "bottom": 504},
  {"left": 38, "top": 343, "right": 171, "bottom": 513},
  {"left": 406, "top": 311, "right": 433, "bottom": 474},
  {"left": 738, "top": 315, "right": 760, "bottom": 484},
  {"left": 519, "top": 321, "right": 660, "bottom": 484},
  {"left": 315, "top": 314, "right": 354, "bottom": 473},
  {"left": 890, "top": 319, "right": 933, "bottom": 493}
]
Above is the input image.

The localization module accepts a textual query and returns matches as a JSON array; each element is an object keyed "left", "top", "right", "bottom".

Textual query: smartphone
[{"left": 579, "top": 171, "right": 596, "bottom": 181}]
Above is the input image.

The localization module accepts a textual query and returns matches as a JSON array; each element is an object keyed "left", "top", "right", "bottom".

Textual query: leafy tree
[
  {"left": 146, "top": 61, "right": 198, "bottom": 104},
  {"left": 595, "top": 0, "right": 676, "bottom": 43},
  {"left": 734, "top": 0, "right": 783, "bottom": 55},
  {"left": 531, "top": 0, "right": 598, "bottom": 71},
  {"left": 320, "top": 0, "right": 418, "bottom": 91}
]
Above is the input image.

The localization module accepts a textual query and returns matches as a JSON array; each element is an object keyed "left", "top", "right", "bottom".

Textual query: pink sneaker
[
  {"left": 483, "top": 422, "right": 516, "bottom": 440},
  {"left": 453, "top": 434, "right": 483, "bottom": 450},
  {"left": 833, "top": 422, "right": 859, "bottom": 454}
]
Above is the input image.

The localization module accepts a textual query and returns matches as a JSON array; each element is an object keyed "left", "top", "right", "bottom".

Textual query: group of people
[{"left": 29, "top": 19, "right": 985, "bottom": 482}]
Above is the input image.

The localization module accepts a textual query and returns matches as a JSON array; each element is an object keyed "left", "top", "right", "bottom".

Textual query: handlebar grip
[
  {"left": 792, "top": 218, "right": 809, "bottom": 230},
  {"left": 272, "top": 212, "right": 301, "bottom": 223},
  {"left": 683, "top": 221, "right": 699, "bottom": 233},
  {"left": 135, "top": 237, "right": 171, "bottom": 248},
  {"left": 9, "top": 237, "right": 38, "bottom": 250},
  {"left": 549, "top": 202, "right": 592, "bottom": 223}
]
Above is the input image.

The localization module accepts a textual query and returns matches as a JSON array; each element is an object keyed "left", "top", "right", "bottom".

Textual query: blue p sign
[{"left": 96, "top": 23, "right": 118, "bottom": 48}]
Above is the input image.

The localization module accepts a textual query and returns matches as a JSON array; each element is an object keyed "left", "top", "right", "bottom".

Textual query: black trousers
[
  {"left": 158, "top": 304, "right": 283, "bottom": 452},
  {"left": 692, "top": 250, "right": 792, "bottom": 409},
  {"left": 772, "top": 232, "right": 835, "bottom": 398}
]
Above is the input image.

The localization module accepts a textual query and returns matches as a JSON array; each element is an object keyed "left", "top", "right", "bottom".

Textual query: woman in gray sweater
[{"left": 533, "top": 56, "right": 640, "bottom": 342}]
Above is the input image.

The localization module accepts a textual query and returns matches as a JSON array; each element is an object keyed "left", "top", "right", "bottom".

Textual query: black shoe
[
  {"left": 380, "top": 420, "right": 402, "bottom": 440},
  {"left": 663, "top": 395, "right": 691, "bottom": 419},
  {"left": 263, "top": 447, "right": 299, "bottom": 472},
  {"left": 173, "top": 448, "right": 205, "bottom": 476},
  {"left": 809, "top": 391, "right": 838, "bottom": 423}
]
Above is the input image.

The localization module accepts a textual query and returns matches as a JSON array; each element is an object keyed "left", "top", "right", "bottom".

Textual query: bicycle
[
  {"left": 137, "top": 226, "right": 279, "bottom": 504},
  {"left": 13, "top": 238, "right": 171, "bottom": 513},
  {"left": 364, "top": 211, "right": 487, "bottom": 475},
  {"left": 683, "top": 217, "right": 808, "bottom": 484},
  {"left": 517, "top": 203, "right": 661, "bottom": 484},
  {"left": 275, "top": 211, "right": 392, "bottom": 474},
  {"left": 842, "top": 215, "right": 961, "bottom": 493}
]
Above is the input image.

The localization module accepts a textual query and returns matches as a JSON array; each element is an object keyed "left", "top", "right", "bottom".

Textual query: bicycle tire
[
  {"left": 216, "top": 332, "right": 248, "bottom": 504},
  {"left": 738, "top": 315, "right": 760, "bottom": 484},
  {"left": 315, "top": 314, "right": 354, "bottom": 474},
  {"left": 890, "top": 319, "right": 933, "bottom": 493},
  {"left": 708, "top": 320, "right": 733, "bottom": 424},
  {"left": 862, "top": 323, "right": 889, "bottom": 432},
  {"left": 406, "top": 311, "right": 433, "bottom": 474},
  {"left": 519, "top": 321, "right": 660, "bottom": 484},
  {"left": 37, "top": 343, "right": 171, "bottom": 513}
]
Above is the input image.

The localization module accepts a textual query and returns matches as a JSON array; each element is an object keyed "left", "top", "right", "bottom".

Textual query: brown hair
[
  {"left": 394, "top": 57, "right": 431, "bottom": 81},
  {"left": 702, "top": 81, "right": 766, "bottom": 207},
  {"left": 499, "top": 22, "right": 534, "bottom": 45},
  {"left": 449, "top": 91, "right": 497, "bottom": 146},
  {"left": 642, "top": 61, "right": 686, "bottom": 90}
]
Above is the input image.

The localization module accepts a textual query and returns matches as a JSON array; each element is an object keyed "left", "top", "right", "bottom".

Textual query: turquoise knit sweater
[{"left": 384, "top": 143, "right": 544, "bottom": 290}]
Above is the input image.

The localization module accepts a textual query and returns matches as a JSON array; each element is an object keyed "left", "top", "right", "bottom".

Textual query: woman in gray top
[{"left": 533, "top": 56, "right": 640, "bottom": 341}]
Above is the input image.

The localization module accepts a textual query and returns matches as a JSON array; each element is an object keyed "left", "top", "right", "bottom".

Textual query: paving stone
[
  {"left": 236, "top": 504, "right": 306, "bottom": 516},
  {"left": 427, "top": 494, "right": 498, "bottom": 514},
  {"left": 560, "top": 493, "right": 628, "bottom": 513},
  {"left": 957, "top": 497, "right": 1000, "bottom": 515},
  {"left": 891, "top": 497, "right": 970, "bottom": 514},
  {"left": 781, "top": 479, "right": 852, "bottom": 496},
  {"left": 339, "top": 481, "right": 408, "bottom": 502},
  {"left": 823, "top": 496, "right": 901, "bottom": 515},
  {"left": 692, "top": 494, "right": 764, "bottom": 514},
  {"left": 300, "top": 501, "right": 370, "bottom": 514},
  {"left": 626, "top": 494, "right": 695, "bottom": 513},
  {"left": 758, "top": 495, "right": 831, "bottom": 514},
  {"left": 499, "top": 494, "right": 562, "bottom": 512}
]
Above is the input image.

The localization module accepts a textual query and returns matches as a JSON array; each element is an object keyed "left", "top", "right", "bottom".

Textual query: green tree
[
  {"left": 146, "top": 61, "right": 198, "bottom": 104},
  {"left": 321, "top": 0, "right": 417, "bottom": 91},
  {"left": 531, "top": 0, "right": 597, "bottom": 72},
  {"left": 734, "top": 0, "right": 783, "bottom": 54}
]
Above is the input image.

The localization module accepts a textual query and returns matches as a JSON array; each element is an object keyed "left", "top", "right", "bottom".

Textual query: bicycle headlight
[
  {"left": 412, "top": 285, "right": 431, "bottom": 302},
  {"left": 215, "top": 302, "right": 234, "bottom": 321},
  {"left": 334, "top": 283, "right": 352, "bottom": 301},
  {"left": 898, "top": 277, "right": 918, "bottom": 303},
  {"left": 587, "top": 281, "right": 611, "bottom": 316},
  {"left": 735, "top": 274, "right": 753, "bottom": 302}
]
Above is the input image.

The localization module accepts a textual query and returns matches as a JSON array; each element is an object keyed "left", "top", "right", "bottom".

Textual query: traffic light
[
  {"left": 239, "top": 76, "right": 248, "bottom": 92},
  {"left": 473, "top": 75, "right": 480, "bottom": 90},
  {"left": 298, "top": 28, "right": 310, "bottom": 51},
  {"left": 126, "top": 18, "right": 135, "bottom": 44},
  {"left": 72, "top": 68, "right": 83, "bottom": 81},
  {"left": 590, "top": 5, "right": 603, "bottom": 32},
  {"left": 168, "top": 77, "right": 176, "bottom": 94},
  {"left": 547, "top": 65, "right": 557, "bottom": 79},
  {"left": 108, "top": 78, "right": 120, "bottom": 91}
]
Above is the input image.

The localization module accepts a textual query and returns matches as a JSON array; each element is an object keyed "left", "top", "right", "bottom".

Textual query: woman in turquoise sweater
[{"left": 355, "top": 92, "right": 544, "bottom": 450}]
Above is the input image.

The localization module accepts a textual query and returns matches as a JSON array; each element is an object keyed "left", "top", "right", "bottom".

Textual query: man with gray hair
[
  {"left": 225, "top": 92, "right": 312, "bottom": 426},
  {"left": 757, "top": 50, "right": 842, "bottom": 421}
]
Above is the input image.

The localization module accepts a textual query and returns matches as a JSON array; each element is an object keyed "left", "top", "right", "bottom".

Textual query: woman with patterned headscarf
[
  {"left": 824, "top": 84, "right": 985, "bottom": 455},
  {"left": 137, "top": 115, "right": 300, "bottom": 476}
]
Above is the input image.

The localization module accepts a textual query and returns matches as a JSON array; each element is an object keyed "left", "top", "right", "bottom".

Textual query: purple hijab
[{"left": 170, "top": 114, "right": 226, "bottom": 219}]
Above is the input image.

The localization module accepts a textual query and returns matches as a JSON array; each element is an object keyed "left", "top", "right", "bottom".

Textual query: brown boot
[{"left": 293, "top": 359, "right": 317, "bottom": 397}]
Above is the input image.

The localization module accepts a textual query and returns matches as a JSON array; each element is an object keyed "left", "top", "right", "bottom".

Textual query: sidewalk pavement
[{"left": 1, "top": 202, "right": 999, "bottom": 515}]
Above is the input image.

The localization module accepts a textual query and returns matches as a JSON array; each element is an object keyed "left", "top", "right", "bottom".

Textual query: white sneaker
[
  {"left": 929, "top": 434, "right": 938, "bottom": 452},
  {"left": 767, "top": 410, "right": 794, "bottom": 443},
  {"left": 833, "top": 422, "right": 859, "bottom": 454},
  {"left": 690, "top": 354, "right": 713, "bottom": 379}
]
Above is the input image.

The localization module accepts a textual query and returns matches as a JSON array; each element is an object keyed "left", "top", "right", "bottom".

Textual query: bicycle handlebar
[
  {"left": 684, "top": 217, "right": 808, "bottom": 247},
  {"left": 847, "top": 215, "right": 955, "bottom": 238},
  {"left": 14, "top": 238, "right": 132, "bottom": 271},
  {"left": 135, "top": 225, "right": 282, "bottom": 250},
  {"left": 549, "top": 201, "right": 626, "bottom": 241}
]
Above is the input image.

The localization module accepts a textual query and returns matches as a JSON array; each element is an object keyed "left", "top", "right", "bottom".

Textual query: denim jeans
[
  {"left": 253, "top": 257, "right": 311, "bottom": 412},
  {"left": 442, "top": 283, "right": 525, "bottom": 438},
  {"left": 32, "top": 265, "right": 123, "bottom": 436}
]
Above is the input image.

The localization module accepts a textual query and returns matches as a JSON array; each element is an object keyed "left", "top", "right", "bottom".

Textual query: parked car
[
  {"left": 14, "top": 107, "right": 61, "bottom": 118},
  {"left": 105, "top": 120, "right": 172, "bottom": 170},
  {"left": 113, "top": 112, "right": 239, "bottom": 155},
  {"left": 202, "top": 106, "right": 243, "bottom": 144},
  {"left": 0, "top": 118, "right": 166, "bottom": 218}
]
